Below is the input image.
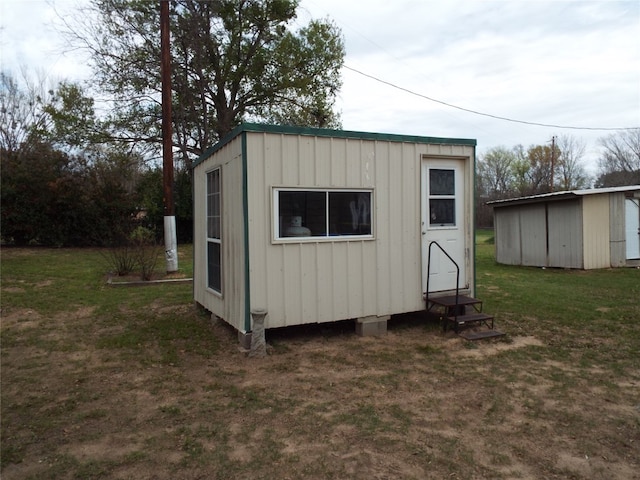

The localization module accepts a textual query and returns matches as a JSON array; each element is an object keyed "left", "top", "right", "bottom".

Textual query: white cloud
[
  {"left": 1, "top": 0, "right": 638, "bottom": 175},
  {"left": 300, "top": 0, "right": 640, "bottom": 174},
  {"left": 1, "top": 0, "right": 91, "bottom": 81}
]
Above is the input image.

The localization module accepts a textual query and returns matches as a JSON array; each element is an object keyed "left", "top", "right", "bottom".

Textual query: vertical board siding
[
  {"left": 300, "top": 244, "right": 318, "bottom": 321},
  {"left": 331, "top": 242, "right": 349, "bottom": 320},
  {"left": 401, "top": 143, "right": 420, "bottom": 308},
  {"left": 193, "top": 138, "right": 246, "bottom": 331},
  {"left": 330, "top": 138, "right": 347, "bottom": 186},
  {"left": 386, "top": 141, "right": 404, "bottom": 313},
  {"left": 346, "top": 241, "right": 365, "bottom": 318},
  {"left": 493, "top": 190, "right": 640, "bottom": 270},
  {"left": 582, "top": 195, "right": 610, "bottom": 269},
  {"left": 298, "top": 135, "right": 315, "bottom": 186},
  {"left": 495, "top": 208, "right": 522, "bottom": 265},
  {"left": 520, "top": 204, "right": 547, "bottom": 266},
  {"left": 346, "top": 140, "right": 365, "bottom": 186},
  {"left": 226, "top": 157, "right": 248, "bottom": 330},
  {"left": 609, "top": 193, "right": 627, "bottom": 266},
  {"left": 315, "top": 137, "right": 331, "bottom": 186},
  {"left": 243, "top": 132, "right": 474, "bottom": 328},
  {"left": 193, "top": 161, "right": 208, "bottom": 306},
  {"left": 548, "top": 200, "right": 583, "bottom": 268},
  {"left": 248, "top": 133, "right": 275, "bottom": 316}
]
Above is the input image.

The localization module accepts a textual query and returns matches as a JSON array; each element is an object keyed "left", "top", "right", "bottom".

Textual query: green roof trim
[
  {"left": 241, "top": 132, "right": 251, "bottom": 333},
  {"left": 193, "top": 122, "right": 477, "bottom": 169}
]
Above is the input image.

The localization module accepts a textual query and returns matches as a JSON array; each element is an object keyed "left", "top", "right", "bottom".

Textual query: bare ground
[{"left": 1, "top": 305, "right": 639, "bottom": 480}]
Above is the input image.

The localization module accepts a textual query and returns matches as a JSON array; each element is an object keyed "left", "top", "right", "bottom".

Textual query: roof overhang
[
  {"left": 193, "top": 122, "right": 477, "bottom": 169},
  {"left": 487, "top": 185, "right": 640, "bottom": 208}
]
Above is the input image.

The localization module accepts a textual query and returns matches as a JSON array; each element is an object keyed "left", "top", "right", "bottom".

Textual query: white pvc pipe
[{"left": 164, "top": 215, "right": 178, "bottom": 273}]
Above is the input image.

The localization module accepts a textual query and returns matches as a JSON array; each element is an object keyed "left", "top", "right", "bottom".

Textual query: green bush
[{"left": 1, "top": 144, "right": 138, "bottom": 247}]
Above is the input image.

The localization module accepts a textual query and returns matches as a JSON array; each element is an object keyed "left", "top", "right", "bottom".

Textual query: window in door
[{"left": 429, "top": 168, "right": 456, "bottom": 227}]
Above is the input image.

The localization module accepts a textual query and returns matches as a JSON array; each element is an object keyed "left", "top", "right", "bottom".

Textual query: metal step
[
  {"left": 446, "top": 313, "right": 494, "bottom": 333},
  {"left": 447, "top": 313, "right": 494, "bottom": 326},
  {"left": 458, "top": 329, "right": 506, "bottom": 341},
  {"left": 427, "top": 294, "right": 503, "bottom": 337},
  {"left": 428, "top": 295, "right": 482, "bottom": 308}
]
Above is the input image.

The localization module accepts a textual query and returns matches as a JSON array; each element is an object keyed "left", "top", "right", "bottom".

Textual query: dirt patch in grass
[
  {"left": 450, "top": 334, "right": 544, "bottom": 357},
  {"left": 1, "top": 286, "right": 27, "bottom": 294},
  {"left": 3, "top": 304, "right": 638, "bottom": 480},
  {"left": 1, "top": 308, "right": 43, "bottom": 327}
]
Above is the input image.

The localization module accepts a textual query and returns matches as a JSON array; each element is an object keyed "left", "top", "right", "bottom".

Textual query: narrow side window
[{"left": 207, "top": 169, "right": 222, "bottom": 293}]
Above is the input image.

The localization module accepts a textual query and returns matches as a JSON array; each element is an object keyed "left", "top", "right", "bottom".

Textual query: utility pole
[
  {"left": 161, "top": 0, "right": 178, "bottom": 272},
  {"left": 550, "top": 135, "right": 556, "bottom": 193}
]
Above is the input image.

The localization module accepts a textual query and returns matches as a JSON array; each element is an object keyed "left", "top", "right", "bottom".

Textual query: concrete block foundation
[{"left": 355, "top": 315, "right": 389, "bottom": 337}]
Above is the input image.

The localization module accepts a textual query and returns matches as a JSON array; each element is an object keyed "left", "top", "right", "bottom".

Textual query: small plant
[
  {"left": 102, "top": 243, "right": 137, "bottom": 276},
  {"left": 130, "top": 226, "right": 160, "bottom": 281}
]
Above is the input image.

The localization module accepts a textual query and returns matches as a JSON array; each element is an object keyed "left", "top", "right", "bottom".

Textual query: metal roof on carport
[{"left": 487, "top": 185, "right": 640, "bottom": 208}]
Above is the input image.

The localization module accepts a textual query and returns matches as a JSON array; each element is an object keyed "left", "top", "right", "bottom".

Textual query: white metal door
[
  {"left": 421, "top": 158, "right": 466, "bottom": 294},
  {"left": 625, "top": 198, "right": 640, "bottom": 260}
]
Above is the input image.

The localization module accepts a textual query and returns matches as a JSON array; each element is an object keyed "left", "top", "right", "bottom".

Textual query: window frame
[
  {"left": 427, "top": 168, "right": 457, "bottom": 229},
  {"left": 206, "top": 168, "right": 222, "bottom": 295},
  {"left": 272, "top": 187, "right": 375, "bottom": 242}
]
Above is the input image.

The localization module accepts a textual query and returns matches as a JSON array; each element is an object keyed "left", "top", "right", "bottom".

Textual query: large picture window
[
  {"left": 207, "top": 169, "right": 221, "bottom": 293},
  {"left": 274, "top": 189, "right": 373, "bottom": 240}
]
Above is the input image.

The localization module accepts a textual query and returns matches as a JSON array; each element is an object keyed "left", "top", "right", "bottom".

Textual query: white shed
[
  {"left": 488, "top": 186, "right": 640, "bottom": 269},
  {"left": 193, "top": 123, "right": 479, "bottom": 344}
]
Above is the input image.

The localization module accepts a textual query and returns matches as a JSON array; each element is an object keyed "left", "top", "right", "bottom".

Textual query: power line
[{"left": 344, "top": 65, "right": 639, "bottom": 132}]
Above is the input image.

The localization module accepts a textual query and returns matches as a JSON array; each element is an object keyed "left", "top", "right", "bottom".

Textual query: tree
[
  {"left": 41, "top": 81, "right": 103, "bottom": 150},
  {"left": 0, "top": 70, "right": 56, "bottom": 154},
  {"left": 510, "top": 144, "right": 530, "bottom": 197},
  {"left": 555, "top": 134, "right": 590, "bottom": 190},
  {"left": 477, "top": 146, "right": 516, "bottom": 198},
  {"left": 62, "top": 0, "right": 345, "bottom": 168},
  {"left": 477, "top": 138, "right": 587, "bottom": 201},
  {"left": 525, "top": 144, "right": 556, "bottom": 195},
  {"left": 1, "top": 142, "right": 141, "bottom": 246},
  {"left": 1, "top": 143, "right": 69, "bottom": 245},
  {"left": 1, "top": 71, "right": 106, "bottom": 154},
  {"left": 136, "top": 166, "right": 193, "bottom": 243},
  {"left": 475, "top": 146, "right": 516, "bottom": 227},
  {"left": 0, "top": 71, "right": 144, "bottom": 246},
  {"left": 595, "top": 129, "right": 640, "bottom": 187}
]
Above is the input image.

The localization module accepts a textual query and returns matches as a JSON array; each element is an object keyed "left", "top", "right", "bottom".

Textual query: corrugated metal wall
[
  {"left": 193, "top": 137, "right": 247, "bottom": 332},
  {"left": 495, "top": 200, "right": 584, "bottom": 268},
  {"left": 494, "top": 189, "right": 640, "bottom": 269},
  {"left": 520, "top": 204, "right": 547, "bottom": 266},
  {"left": 494, "top": 207, "right": 522, "bottom": 265},
  {"left": 244, "top": 132, "right": 474, "bottom": 329},
  {"left": 494, "top": 204, "right": 547, "bottom": 266},
  {"left": 582, "top": 194, "right": 610, "bottom": 269},
  {"left": 548, "top": 200, "right": 583, "bottom": 268},
  {"left": 609, "top": 193, "right": 627, "bottom": 266}
]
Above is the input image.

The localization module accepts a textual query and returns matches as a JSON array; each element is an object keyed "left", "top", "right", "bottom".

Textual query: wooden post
[{"left": 161, "top": 0, "right": 177, "bottom": 272}]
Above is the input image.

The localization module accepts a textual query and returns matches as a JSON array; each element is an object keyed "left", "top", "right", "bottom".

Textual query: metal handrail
[{"left": 426, "top": 241, "right": 460, "bottom": 326}]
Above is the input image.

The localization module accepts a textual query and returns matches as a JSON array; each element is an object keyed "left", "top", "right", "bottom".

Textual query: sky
[{"left": 2, "top": 0, "right": 639, "bottom": 175}]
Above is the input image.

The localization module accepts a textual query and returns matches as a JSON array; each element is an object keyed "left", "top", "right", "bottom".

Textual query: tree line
[
  {"left": 0, "top": 70, "right": 194, "bottom": 247},
  {"left": 2, "top": 0, "right": 638, "bottom": 245},
  {"left": 1, "top": 0, "right": 344, "bottom": 247},
  {"left": 475, "top": 130, "right": 640, "bottom": 227}
]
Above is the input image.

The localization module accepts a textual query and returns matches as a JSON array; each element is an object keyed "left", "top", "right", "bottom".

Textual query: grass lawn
[{"left": 1, "top": 238, "right": 639, "bottom": 479}]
